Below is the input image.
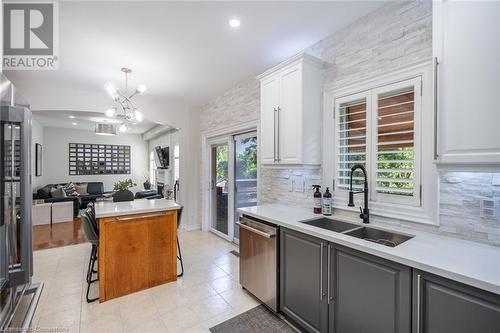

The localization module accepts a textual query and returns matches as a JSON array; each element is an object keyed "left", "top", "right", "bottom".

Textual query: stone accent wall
[
  {"left": 199, "top": 79, "right": 259, "bottom": 133},
  {"left": 307, "top": 1, "right": 432, "bottom": 88},
  {"left": 196, "top": 0, "right": 500, "bottom": 246}
]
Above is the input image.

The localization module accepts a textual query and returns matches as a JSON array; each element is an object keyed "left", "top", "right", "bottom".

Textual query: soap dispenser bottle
[
  {"left": 322, "top": 187, "right": 332, "bottom": 216},
  {"left": 312, "top": 185, "right": 322, "bottom": 214}
]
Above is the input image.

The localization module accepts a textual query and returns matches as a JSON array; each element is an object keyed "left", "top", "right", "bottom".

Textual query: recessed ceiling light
[
  {"left": 229, "top": 18, "right": 240, "bottom": 28},
  {"left": 69, "top": 115, "right": 75, "bottom": 119},
  {"left": 72, "top": 122, "right": 77, "bottom": 126}
]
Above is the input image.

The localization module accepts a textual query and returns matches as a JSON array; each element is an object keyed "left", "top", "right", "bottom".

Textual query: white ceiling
[
  {"left": 5, "top": 1, "right": 386, "bottom": 109},
  {"left": 33, "top": 110, "right": 158, "bottom": 134}
]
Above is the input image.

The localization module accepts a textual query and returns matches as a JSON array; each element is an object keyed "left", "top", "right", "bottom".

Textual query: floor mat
[{"left": 209, "top": 305, "right": 296, "bottom": 333}]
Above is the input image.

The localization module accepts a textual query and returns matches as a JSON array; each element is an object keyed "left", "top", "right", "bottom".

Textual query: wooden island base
[{"left": 98, "top": 209, "right": 178, "bottom": 302}]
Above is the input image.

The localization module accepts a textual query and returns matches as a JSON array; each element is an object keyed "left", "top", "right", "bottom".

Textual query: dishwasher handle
[{"left": 237, "top": 220, "right": 276, "bottom": 239}]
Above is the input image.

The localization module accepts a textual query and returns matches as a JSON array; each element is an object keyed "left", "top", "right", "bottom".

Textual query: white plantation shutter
[
  {"left": 336, "top": 92, "right": 370, "bottom": 192},
  {"left": 372, "top": 78, "right": 421, "bottom": 205},
  {"left": 335, "top": 77, "right": 421, "bottom": 207}
]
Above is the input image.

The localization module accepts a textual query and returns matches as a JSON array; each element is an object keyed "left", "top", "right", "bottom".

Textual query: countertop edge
[
  {"left": 96, "top": 205, "right": 181, "bottom": 218},
  {"left": 238, "top": 208, "right": 500, "bottom": 296}
]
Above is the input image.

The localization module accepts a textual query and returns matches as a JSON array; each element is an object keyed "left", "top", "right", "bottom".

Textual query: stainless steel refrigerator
[{"left": 0, "top": 75, "right": 43, "bottom": 332}]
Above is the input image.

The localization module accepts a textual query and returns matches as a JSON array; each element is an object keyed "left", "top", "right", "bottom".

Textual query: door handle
[
  {"left": 327, "top": 244, "right": 331, "bottom": 304},
  {"left": 320, "top": 243, "right": 323, "bottom": 301},
  {"left": 273, "top": 107, "right": 278, "bottom": 162},
  {"left": 433, "top": 57, "right": 439, "bottom": 160},
  {"left": 276, "top": 107, "right": 281, "bottom": 162},
  {"left": 238, "top": 222, "right": 276, "bottom": 238},
  {"left": 416, "top": 273, "right": 422, "bottom": 333}
]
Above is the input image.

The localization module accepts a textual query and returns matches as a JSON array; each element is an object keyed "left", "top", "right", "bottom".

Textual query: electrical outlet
[
  {"left": 480, "top": 198, "right": 500, "bottom": 219},
  {"left": 295, "top": 178, "right": 305, "bottom": 193}
]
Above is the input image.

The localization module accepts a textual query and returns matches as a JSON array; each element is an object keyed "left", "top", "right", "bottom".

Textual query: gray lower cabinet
[
  {"left": 280, "top": 228, "right": 500, "bottom": 333},
  {"left": 413, "top": 270, "right": 500, "bottom": 333},
  {"left": 280, "top": 228, "right": 328, "bottom": 333},
  {"left": 331, "top": 246, "right": 411, "bottom": 333}
]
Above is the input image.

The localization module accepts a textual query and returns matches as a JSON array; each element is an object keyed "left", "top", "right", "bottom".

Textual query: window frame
[
  {"left": 149, "top": 151, "right": 156, "bottom": 185},
  {"left": 323, "top": 61, "right": 438, "bottom": 225}
]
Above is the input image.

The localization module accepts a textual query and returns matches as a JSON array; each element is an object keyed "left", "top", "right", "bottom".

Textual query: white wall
[
  {"left": 39, "top": 126, "right": 148, "bottom": 193},
  {"left": 31, "top": 118, "right": 44, "bottom": 190}
]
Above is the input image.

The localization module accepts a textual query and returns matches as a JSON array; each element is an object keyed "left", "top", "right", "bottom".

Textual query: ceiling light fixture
[
  {"left": 105, "top": 107, "right": 116, "bottom": 117},
  {"left": 72, "top": 122, "right": 77, "bottom": 126},
  {"left": 229, "top": 18, "right": 240, "bottom": 28},
  {"left": 69, "top": 115, "right": 75, "bottom": 119},
  {"left": 103, "top": 67, "right": 146, "bottom": 132},
  {"left": 118, "top": 123, "right": 128, "bottom": 133}
]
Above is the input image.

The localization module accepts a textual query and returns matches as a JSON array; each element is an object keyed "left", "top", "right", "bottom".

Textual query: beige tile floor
[{"left": 31, "top": 230, "right": 260, "bottom": 333}]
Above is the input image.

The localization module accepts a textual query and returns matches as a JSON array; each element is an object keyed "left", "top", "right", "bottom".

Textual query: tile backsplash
[
  {"left": 261, "top": 170, "right": 500, "bottom": 247},
  {"left": 439, "top": 172, "right": 500, "bottom": 245}
]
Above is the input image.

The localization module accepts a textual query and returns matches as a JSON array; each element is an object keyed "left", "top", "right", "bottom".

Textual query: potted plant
[
  {"left": 143, "top": 171, "right": 151, "bottom": 190},
  {"left": 112, "top": 179, "right": 136, "bottom": 202}
]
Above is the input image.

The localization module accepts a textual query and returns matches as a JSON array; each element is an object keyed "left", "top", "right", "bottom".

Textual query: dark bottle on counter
[
  {"left": 312, "top": 185, "right": 322, "bottom": 214},
  {"left": 322, "top": 187, "right": 332, "bottom": 216}
]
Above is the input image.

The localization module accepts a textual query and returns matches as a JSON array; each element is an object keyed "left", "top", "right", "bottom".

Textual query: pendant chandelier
[{"left": 103, "top": 67, "right": 146, "bottom": 133}]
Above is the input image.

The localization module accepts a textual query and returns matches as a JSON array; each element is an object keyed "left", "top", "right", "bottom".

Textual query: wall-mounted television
[{"left": 154, "top": 146, "right": 170, "bottom": 169}]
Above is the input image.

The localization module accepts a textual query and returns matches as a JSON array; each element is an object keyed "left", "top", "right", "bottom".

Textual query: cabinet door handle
[
  {"left": 416, "top": 273, "right": 422, "bottom": 333},
  {"left": 320, "top": 243, "right": 324, "bottom": 300},
  {"left": 327, "top": 244, "right": 331, "bottom": 304},
  {"left": 433, "top": 57, "right": 439, "bottom": 160},
  {"left": 277, "top": 107, "right": 281, "bottom": 162},
  {"left": 273, "top": 107, "right": 278, "bottom": 162}
]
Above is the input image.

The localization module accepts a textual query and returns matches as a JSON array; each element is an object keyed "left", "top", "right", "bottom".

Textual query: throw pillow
[
  {"left": 75, "top": 183, "right": 88, "bottom": 196},
  {"left": 63, "top": 182, "right": 79, "bottom": 197},
  {"left": 50, "top": 186, "right": 67, "bottom": 198},
  {"left": 37, "top": 186, "right": 52, "bottom": 199}
]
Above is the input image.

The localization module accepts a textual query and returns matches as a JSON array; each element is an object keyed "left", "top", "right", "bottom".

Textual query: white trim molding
[{"left": 201, "top": 120, "right": 260, "bottom": 235}]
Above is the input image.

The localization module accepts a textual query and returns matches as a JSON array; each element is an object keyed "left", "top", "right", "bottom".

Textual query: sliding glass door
[
  {"left": 233, "top": 132, "right": 257, "bottom": 242},
  {"left": 210, "top": 142, "right": 229, "bottom": 238},
  {"left": 208, "top": 131, "right": 258, "bottom": 243}
]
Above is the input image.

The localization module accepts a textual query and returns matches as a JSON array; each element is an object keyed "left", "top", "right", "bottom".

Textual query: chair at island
[
  {"left": 81, "top": 209, "right": 99, "bottom": 303},
  {"left": 177, "top": 206, "right": 184, "bottom": 277}
]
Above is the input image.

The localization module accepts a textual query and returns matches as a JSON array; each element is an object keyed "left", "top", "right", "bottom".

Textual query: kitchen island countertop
[{"left": 94, "top": 198, "right": 181, "bottom": 218}]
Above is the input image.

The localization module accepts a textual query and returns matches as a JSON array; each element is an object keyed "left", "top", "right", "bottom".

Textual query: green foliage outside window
[{"left": 235, "top": 137, "right": 257, "bottom": 180}]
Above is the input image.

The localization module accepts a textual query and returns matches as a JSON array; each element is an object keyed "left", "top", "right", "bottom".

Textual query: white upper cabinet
[
  {"left": 257, "top": 54, "right": 323, "bottom": 165},
  {"left": 433, "top": 1, "right": 500, "bottom": 165},
  {"left": 260, "top": 75, "right": 280, "bottom": 164}
]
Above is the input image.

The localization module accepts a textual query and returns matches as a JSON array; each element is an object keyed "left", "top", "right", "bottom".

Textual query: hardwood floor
[{"left": 33, "top": 218, "right": 88, "bottom": 251}]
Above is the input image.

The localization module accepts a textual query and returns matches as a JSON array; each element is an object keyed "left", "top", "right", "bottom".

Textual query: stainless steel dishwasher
[{"left": 239, "top": 215, "right": 279, "bottom": 312}]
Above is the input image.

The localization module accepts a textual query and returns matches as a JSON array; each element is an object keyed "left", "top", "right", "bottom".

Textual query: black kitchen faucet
[{"left": 348, "top": 164, "right": 369, "bottom": 224}]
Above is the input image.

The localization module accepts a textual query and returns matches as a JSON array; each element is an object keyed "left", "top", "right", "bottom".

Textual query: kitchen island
[{"left": 95, "top": 199, "right": 182, "bottom": 302}]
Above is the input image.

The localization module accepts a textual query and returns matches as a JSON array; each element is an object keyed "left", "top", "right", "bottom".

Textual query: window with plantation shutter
[
  {"left": 372, "top": 78, "right": 420, "bottom": 205},
  {"left": 336, "top": 93, "right": 369, "bottom": 192},
  {"left": 335, "top": 77, "right": 421, "bottom": 207}
]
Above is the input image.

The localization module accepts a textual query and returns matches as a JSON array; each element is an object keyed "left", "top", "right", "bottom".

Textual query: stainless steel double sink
[{"left": 300, "top": 217, "right": 413, "bottom": 247}]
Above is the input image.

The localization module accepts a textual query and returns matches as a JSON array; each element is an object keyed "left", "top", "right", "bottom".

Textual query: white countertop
[
  {"left": 238, "top": 204, "right": 500, "bottom": 295},
  {"left": 95, "top": 199, "right": 182, "bottom": 218}
]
